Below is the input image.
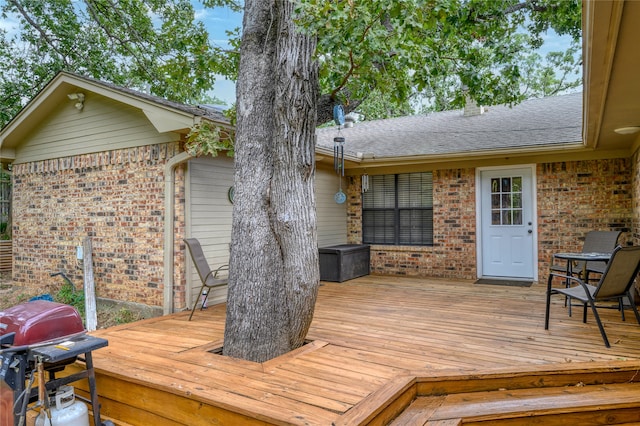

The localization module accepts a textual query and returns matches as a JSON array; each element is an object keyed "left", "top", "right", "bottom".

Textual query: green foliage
[
  {"left": 0, "top": 0, "right": 240, "bottom": 128},
  {"left": 355, "top": 89, "right": 414, "bottom": 121},
  {"left": 0, "top": 223, "right": 9, "bottom": 240},
  {"left": 185, "top": 120, "right": 235, "bottom": 157},
  {"left": 55, "top": 280, "right": 85, "bottom": 319},
  {"left": 0, "top": 0, "right": 582, "bottom": 132},
  {"left": 114, "top": 307, "right": 142, "bottom": 325},
  {"left": 519, "top": 43, "right": 582, "bottom": 98},
  {"left": 295, "top": 0, "right": 582, "bottom": 114}
]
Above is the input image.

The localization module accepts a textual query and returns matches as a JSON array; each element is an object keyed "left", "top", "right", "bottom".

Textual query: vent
[{"left": 463, "top": 97, "right": 484, "bottom": 116}]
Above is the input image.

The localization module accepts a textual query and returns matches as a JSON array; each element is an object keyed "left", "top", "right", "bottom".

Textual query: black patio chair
[
  {"left": 545, "top": 245, "right": 640, "bottom": 347},
  {"left": 184, "top": 238, "right": 229, "bottom": 321},
  {"left": 550, "top": 230, "right": 621, "bottom": 282}
]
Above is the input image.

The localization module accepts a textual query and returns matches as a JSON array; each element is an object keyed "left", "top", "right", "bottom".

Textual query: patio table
[
  {"left": 551, "top": 252, "right": 612, "bottom": 315},
  {"left": 552, "top": 252, "right": 611, "bottom": 278}
]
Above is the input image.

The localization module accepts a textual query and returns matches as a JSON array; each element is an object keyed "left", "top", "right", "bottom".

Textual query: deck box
[{"left": 319, "top": 244, "right": 370, "bottom": 282}]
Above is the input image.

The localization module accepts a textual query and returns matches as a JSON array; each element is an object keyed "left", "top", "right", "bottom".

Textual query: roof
[
  {"left": 1, "top": 71, "right": 230, "bottom": 160},
  {"left": 316, "top": 92, "right": 583, "bottom": 160},
  {"left": 63, "top": 72, "right": 229, "bottom": 124}
]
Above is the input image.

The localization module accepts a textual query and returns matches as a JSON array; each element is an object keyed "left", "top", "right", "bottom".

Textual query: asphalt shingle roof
[
  {"left": 316, "top": 92, "right": 583, "bottom": 159},
  {"left": 62, "top": 72, "right": 230, "bottom": 124}
]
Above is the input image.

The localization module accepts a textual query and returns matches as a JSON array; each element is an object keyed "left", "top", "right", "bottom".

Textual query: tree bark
[{"left": 224, "top": 0, "right": 320, "bottom": 363}]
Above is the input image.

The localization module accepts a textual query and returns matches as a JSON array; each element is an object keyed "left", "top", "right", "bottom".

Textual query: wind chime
[
  {"left": 361, "top": 173, "right": 369, "bottom": 193},
  {"left": 333, "top": 105, "right": 346, "bottom": 204}
]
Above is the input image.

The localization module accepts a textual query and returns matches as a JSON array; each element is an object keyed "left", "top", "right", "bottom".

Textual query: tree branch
[
  {"left": 84, "top": 0, "right": 158, "bottom": 83},
  {"left": 8, "top": 0, "right": 70, "bottom": 65},
  {"left": 329, "top": 9, "right": 386, "bottom": 100}
]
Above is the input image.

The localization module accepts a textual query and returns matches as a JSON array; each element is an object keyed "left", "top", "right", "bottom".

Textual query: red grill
[
  {"left": 0, "top": 300, "right": 85, "bottom": 346},
  {"left": 1, "top": 300, "right": 109, "bottom": 426}
]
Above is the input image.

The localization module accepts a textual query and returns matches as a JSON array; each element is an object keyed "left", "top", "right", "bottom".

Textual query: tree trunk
[{"left": 223, "top": 0, "right": 320, "bottom": 363}]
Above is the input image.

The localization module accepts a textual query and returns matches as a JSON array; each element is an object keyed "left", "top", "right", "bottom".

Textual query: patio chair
[
  {"left": 551, "top": 230, "right": 621, "bottom": 282},
  {"left": 184, "top": 238, "right": 229, "bottom": 321},
  {"left": 545, "top": 245, "right": 640, "bottom": 347}
]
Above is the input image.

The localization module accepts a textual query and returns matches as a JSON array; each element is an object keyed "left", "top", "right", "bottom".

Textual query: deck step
[{"left": 390, "top": 382, "right": 640, "bottom": 425}]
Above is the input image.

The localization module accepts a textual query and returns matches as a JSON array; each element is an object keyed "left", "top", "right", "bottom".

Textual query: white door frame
[{"left": 475, "top": 164, "right": 538, "bottom": 281}]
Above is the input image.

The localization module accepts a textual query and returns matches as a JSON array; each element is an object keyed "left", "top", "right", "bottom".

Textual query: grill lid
[{"left": 0, "top": 300, "right": 85, "bottom": 346}]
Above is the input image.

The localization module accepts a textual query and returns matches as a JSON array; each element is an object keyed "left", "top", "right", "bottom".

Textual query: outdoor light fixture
[
  {"left": 67, "top": 92, "right": 85, "bottom": 110},
  {"left": 614, "top": 126, "right": 640, "bottom": 135}
]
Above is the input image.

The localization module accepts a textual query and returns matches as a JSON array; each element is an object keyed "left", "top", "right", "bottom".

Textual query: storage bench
[{"left": 319, "top": 244, "right": 370, "bottom": 282}]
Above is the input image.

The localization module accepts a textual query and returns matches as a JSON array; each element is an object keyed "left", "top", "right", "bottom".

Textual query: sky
[{"left": 194, "top": 5, "right": 242, "bottom": 106}]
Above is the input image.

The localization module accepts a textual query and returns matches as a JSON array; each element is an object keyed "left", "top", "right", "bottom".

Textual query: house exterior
[
  {"left": 1, "top": 0, "right": 639, "bottom": 312},
  {"left": 0, "top": 72, "right": 347, "bottom": 314},
  {"left": 316, "top": 92, "right": 632, "bottom": 283},
  {"left": 316, "top": 0, "right": 640, "bottom": 293}
]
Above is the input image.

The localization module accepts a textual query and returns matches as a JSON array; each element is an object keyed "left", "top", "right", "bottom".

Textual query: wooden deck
[{"left": 77, "top": 276, "right": 640, "bottom": 425}]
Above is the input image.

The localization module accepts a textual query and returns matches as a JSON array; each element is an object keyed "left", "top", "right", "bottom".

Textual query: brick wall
[
  {"left": 12, "top": 148, "right": 635, "bottom": 306},
  {"left": 347, "top": 158, "right": 632, "bottom": 282},
  {"left": 349, "top": 168, "right": 477, "bottom": 280},
  {"left": 632, "top": 150, "right": 640, "bottom": 299},
  {"left": 537, "top": 159, "right": 632, "bottom": 280},
  {"left": 12, "top": 142, "right": 186, "bottom": 307},
  {"left": 633, "top": 150, "right": 640, "bottom": 245}
]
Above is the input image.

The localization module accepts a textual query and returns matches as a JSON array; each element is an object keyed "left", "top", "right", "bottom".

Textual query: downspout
[{"left": 163, "top": 151, "right": 193, "bottom": 315}]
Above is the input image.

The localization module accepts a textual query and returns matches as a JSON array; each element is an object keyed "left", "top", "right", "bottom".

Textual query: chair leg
[
  {"left": 188, "top": 284, "right": 206, "bottom": 321},
  {"left": 627, "top": 291, "right": 640, "bottom": 325},
  {"left": 545, "top": 278, "right": 553, "bottom": 330},
  {"left": 589, "top": 302, "right": 610, "bottom": 348},
  {"left": 582, "top": 303, "right": 588, "bottom": 323},
  {"left": 565, "top": 295, "right": 574, "bottom": 317}
]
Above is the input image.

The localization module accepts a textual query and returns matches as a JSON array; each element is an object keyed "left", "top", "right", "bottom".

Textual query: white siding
[
  {"left": 186, "top": 156, "right": 234, "bottom": 307},
  {"left": 185, "top": 159, "right": 348, "bottom": 308},
  {"left": 15, "top": 93, "right": 178, "bottom": 164},
  {"left": 315, "top": 165, "right": 348, "bottom": 247}
]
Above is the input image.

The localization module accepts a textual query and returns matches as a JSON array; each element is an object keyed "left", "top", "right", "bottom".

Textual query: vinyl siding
[
  {"left": 14, "top": 93, "right": 178, "bottom": 164},
  {"left": 185, "top": 159, "right": 348, "bottom": 307},
  {"left": 316, "top": 164, "right": 348, "bottom": 247},
  {"left": 186, "top": 156, "right": 234, "bottom": 307}
]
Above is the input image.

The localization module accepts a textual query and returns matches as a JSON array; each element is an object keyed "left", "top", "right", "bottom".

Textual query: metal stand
[{"left": 2, "top": 334, "right": 108, "bottom": 426}]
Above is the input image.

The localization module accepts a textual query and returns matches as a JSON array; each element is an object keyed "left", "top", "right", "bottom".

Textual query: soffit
[{"left": 584, "top": 0, "right": 640, "bottom": 151}]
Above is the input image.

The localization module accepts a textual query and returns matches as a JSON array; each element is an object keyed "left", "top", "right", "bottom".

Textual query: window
[
  {"left": 490, "top": 176, "right": 523, "bottom": 226},
  {"left": 362, "top": 172, "right": 433, "bottom": 245}
]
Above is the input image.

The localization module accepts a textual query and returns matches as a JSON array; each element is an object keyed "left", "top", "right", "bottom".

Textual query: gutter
[
  {"left": 163, "top": 151, "right": 193, "bottom": 315},
  {"left": 339, "top": 143, "right": 634, "bottom": 174},
  {"left": 357, "top": 141, "right": 589, "bottom": 163}
]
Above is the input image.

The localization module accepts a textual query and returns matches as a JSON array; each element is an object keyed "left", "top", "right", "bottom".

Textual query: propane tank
[
  {"left": 201, "top": 289, "right": 208, "bottom": 309},
  {"left": 35, "top": 385, "right": 89, "bottom": 426}
]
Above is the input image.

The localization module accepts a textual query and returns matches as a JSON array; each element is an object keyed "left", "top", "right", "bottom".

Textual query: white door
[{"left": 480, "top": 167, "right": 535, "bottom": 279}]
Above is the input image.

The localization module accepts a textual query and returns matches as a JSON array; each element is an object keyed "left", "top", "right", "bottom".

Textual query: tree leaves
[
  {"left": 296, "top": 0, "right": 582, "bottom": 121},
  {"left": 185, "top": 120, "right": 234, "bottom": 157},
  {"left": 0, "top": 0, "right": 229, "bottom": 128},
  {"left": 0, "top": 0, "right": 581, "bottom": 129}
]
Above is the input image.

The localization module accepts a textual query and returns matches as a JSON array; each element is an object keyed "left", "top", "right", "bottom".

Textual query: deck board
[{"left": 87, "top": 276, "right": 640, "bottom": 425}]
